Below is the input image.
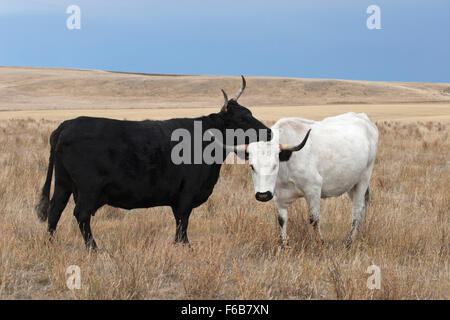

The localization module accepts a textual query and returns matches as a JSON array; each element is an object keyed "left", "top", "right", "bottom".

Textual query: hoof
[
  {"left": 173, "top": 241, "right": 191, "bottom": 249},
  {"left": 278, "top": 237, "right": 291, "bottom": 249},
  {"left": 345, "top": 238, "right": 353, "bottom": 248},
  {"left": 85, "top": 240, "right": 98, "bottom": 251},
  {"left": 44, "top": 235, "right": 55, "bottom": 246},
  {"left": 315, "top": 235, "right": 325, "bottom": 246},
  {"left": 317, "top": 240, "right": 325, "bottom": 250}
]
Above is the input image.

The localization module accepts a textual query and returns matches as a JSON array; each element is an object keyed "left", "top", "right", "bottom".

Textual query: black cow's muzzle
[{"left": 255, "top": 191, "right": 273, "bottom": 202}]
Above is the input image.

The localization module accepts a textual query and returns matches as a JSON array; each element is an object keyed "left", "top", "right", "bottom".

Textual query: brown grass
[{"left": 0, "top": 119, "right": 448, "bottom": 299}]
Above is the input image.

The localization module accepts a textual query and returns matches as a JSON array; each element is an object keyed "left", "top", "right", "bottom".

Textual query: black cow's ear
[{"left": 279, "top": 150, "right": 292, "bottom": 162}]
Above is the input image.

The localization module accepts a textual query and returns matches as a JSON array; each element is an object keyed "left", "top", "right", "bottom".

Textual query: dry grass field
[
  {"left": 0, "top": 67, "right": 448, "bottom": 299},
  {"left": 0, "top": 118, "right": 448, "bottom": 299}
]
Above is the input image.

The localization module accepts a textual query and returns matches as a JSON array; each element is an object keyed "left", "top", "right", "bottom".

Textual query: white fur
[{"left": 247, "top": 113, "right": 379, "bottom": 244}]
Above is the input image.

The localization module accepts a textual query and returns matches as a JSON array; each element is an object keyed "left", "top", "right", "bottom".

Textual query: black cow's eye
[{"left": 250, "top": 165, "right": 255, "bottom": 171}]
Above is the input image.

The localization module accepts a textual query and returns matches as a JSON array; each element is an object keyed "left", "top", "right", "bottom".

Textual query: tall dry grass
[{"left": 0, "top": 119, "right": 448, "bottom": 299}]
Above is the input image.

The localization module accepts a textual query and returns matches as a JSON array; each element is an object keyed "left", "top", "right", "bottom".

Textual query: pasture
[{"left": 0, "top": 118, "right": 448, "bottom": 299}]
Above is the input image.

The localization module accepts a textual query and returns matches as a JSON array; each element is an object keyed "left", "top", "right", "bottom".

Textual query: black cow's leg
[
  {"left": 73, "top": 204, "right": 97, "bottom": 250},
  {"left": 47, "top": 184, "right": 71, "bottom": 236},
  {"left": 174, "top": 213, "right": 191, "bottom": 244},
  {"left": 176, "top": 213, "right": 191, "bottom": 244},
  {"left": 172, "top": 201, "right": 193, "bottom": 245}
]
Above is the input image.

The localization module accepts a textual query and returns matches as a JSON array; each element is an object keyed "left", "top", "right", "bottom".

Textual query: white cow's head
[
  {"left": 247, "top": 129, "right": 311, "bottom": 202},
  {"left": 205, "top": 128, "right": 310, "bottom": 202}
]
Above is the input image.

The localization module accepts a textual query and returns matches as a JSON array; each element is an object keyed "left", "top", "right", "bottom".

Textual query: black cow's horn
[
  {"left": 233, "top": 75, "right": 246, "bottom": 101},
  {"left": 280, "top": 129, "right": 311, "bottom": 152},
  {"left": 221, "top": 89, "right": 228, "bottom": 112}
]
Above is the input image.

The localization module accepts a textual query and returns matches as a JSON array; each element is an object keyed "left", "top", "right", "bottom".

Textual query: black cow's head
[{"left": 220, "top": 76, "right": 272, "bottom": 144}]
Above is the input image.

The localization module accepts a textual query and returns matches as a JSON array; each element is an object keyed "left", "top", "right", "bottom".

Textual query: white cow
[{"left": 245, "top": 113, "right": 379, "bottom": 245}]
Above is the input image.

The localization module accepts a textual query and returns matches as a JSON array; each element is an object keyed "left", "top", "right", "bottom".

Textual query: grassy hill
[{"left": 1, "top": 66, "right": 449, "bottom": 111}]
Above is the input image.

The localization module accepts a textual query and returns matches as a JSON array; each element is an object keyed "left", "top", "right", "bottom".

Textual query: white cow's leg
[
  {"left": 274, "top": 201, "right": 289, "bottom": 242},
  {"left": 304, "top": 190, "right": 323, "bottom": 244},
  {"left": 274, "top": 190, "right": 297, "bottom": 245},
  {"left": 346, "top": 182, "right": 368, "bottom": 246}
]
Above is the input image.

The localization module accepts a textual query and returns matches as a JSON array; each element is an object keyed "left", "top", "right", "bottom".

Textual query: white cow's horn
[
  {"left": 280, "top": 129, "right": 311, "bottom": 152},
  {"left": 206, "top": 130, "right": 248, "bottom": 153}
]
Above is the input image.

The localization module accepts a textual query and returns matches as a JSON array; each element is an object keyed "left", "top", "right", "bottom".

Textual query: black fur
[{"left": 37, "top": 99, "right": 270, "bottom": 248}]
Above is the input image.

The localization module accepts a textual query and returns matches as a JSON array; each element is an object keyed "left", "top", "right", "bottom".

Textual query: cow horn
[
  {"left": 279, "top": 129, "right": 311, "bottom": 152},
  {"left": 233, "top": 75, "right": 246, "bottom": 101},
  {"left": 221, "top": 89, "right": 228, "bottom": 112},
  {"left": 206, "top": 130, "right": 248, "bottom": 153}
]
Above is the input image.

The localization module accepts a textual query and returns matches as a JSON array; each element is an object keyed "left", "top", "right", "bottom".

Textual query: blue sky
[{"left": 0, "top": 0, "right": 449, "bottom": 82}]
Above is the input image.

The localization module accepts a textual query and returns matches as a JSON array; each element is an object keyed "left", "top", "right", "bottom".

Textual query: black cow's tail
[{"left": 35, "top": 126, "right": 62, "bottom": 222}]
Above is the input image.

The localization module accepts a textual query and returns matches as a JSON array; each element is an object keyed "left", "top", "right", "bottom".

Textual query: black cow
[{"left": 35, "top": 76, "right": 271, "bottom": 249}]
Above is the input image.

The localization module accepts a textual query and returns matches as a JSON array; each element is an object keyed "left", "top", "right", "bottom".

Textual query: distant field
[
  {"left": 1, "top": 103, "right": 450, "bottom": 122},
  {"left": 1, "top": 66, "right": 449, "bottom": 111},
  {"left": 1, "top": 66, "right": 449, "bottom": 123}
]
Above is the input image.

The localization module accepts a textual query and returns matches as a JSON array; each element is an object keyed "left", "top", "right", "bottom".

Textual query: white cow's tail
[{"left": 365, "top": 186, "right": 370, "bottom": 206}]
